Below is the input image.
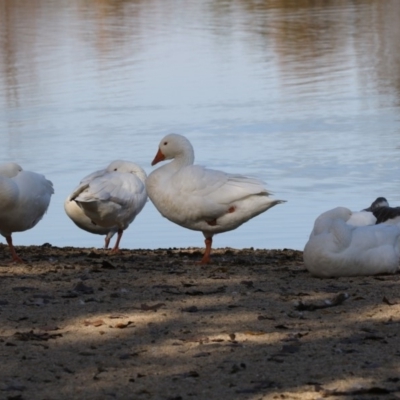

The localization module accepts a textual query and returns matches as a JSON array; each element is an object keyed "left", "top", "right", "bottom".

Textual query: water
[{"left": 0, "top": 0, "right": 399, "bottom": 252}]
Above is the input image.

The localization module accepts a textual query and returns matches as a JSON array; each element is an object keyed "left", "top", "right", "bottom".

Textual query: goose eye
[
  {"left": 114, "top": 168, "right": 118, "bottom": 171},
  {"left": 163, "top": 141, "right": 168, "bottom": 146}
]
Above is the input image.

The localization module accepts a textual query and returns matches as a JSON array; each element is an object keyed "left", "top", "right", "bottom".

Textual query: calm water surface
[{"left": 0, "top": 0, "right": 400, "bottom": 251}]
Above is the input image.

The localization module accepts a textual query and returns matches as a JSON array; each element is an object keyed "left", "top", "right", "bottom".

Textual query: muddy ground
[{"left": 0, "top": 244, "right": 400, "bottom": 400}]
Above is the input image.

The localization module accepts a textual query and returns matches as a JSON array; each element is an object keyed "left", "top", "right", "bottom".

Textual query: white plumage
[
  {"left": 67, "top": 160, "right": 147, "bottom": 252},
  {"left": 303, "top": 206, "right": 400, "bottom": 277},
  {"left": 146, "top": 133, "right": 286, "bottom": 263},
  {"left": 0, "top": 162, "right": 54, "bottom": 262},
  {"left": 65, "top": 168, "right": 118, "bottom": 248}
]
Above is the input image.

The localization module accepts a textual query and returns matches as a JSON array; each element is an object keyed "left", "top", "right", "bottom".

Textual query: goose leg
[
  {"left": 200, "top": 237, "right": 213, "bottom": 264},
  {"left": 6, "top": 235, "right": 24, "bottom": 263},
  {"left": 110, "top": 229, "right": 123, "bottom": 254},
  {"left": 104, "top": 231, "right": 116, "bottom": 249}
]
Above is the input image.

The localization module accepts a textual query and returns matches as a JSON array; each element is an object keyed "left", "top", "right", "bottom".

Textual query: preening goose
[
  {"left": 68, "top": 160, "right": 147, "bottom": 253},
  {"left": 65, "top": 167, "right": 118, "bottom": 248},
  {"left": 64, "top": 199, "right": 117, "bottom": 249}
]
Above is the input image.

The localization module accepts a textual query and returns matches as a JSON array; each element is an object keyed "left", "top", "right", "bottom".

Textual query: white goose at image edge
[{"left": 0, "top": 162, "right": 54, "bottom": 262}]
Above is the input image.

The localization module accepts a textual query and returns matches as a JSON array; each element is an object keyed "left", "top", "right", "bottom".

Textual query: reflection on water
[{"left": 0, "top": 0, "right": 400, "bottom": 251}]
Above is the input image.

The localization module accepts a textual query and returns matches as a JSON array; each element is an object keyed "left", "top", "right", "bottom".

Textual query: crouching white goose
[
  {"left": 0, "top": 162, "right": 54, "bottom": 262},
  {"left": 303, "top": 207, "right": 400, "bottom": 278},
  {"left": 68, "top": 160, "right": 147, "bottom": 253},
  {"left": 146, "top": 133, "right": 286, "bottom": 264}
]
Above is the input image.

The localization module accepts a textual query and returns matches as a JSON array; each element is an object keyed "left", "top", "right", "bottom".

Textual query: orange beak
[{"left": 151, "top": 149, "right": 166, "bottom": 166}]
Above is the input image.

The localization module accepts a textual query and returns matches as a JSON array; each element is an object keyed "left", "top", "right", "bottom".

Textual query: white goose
[
  {"left": 0, "top": 162, "right": 54, "bottom": 262},
  {"left": 303, "top": 206, "right": 400, "bottom": 277},
  {"left": 68, "top": 160, "right": 147, "bottom": 253},
  {"left": 146, "top": 133, "right": 286, "bottom": 264},
  {"left": 65, "top": 168, "right": 118, "bottom": 249}
]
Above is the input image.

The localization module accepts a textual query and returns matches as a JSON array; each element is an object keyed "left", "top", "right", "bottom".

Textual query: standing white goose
[
  {"left": 303, "top": 206, "right": 400, "bottom": 277},
  {"left": 68, "top": 160, "right": 147, "bottom": 253},
  {"left": 146, "top": 133, "right": 286, "bottom": 264},
  {"left": 0, "top": 162, "right": 54, "bottom": 262}
]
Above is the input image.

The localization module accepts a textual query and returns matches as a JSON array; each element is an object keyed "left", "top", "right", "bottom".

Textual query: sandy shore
[{"left": 0, "top": 244, "right": 399, "bottom": 400}]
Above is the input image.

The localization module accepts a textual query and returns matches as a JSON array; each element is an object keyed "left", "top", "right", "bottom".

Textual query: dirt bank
[{"left": 0, "top": 245, "right": 399, "bottom": 400}]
